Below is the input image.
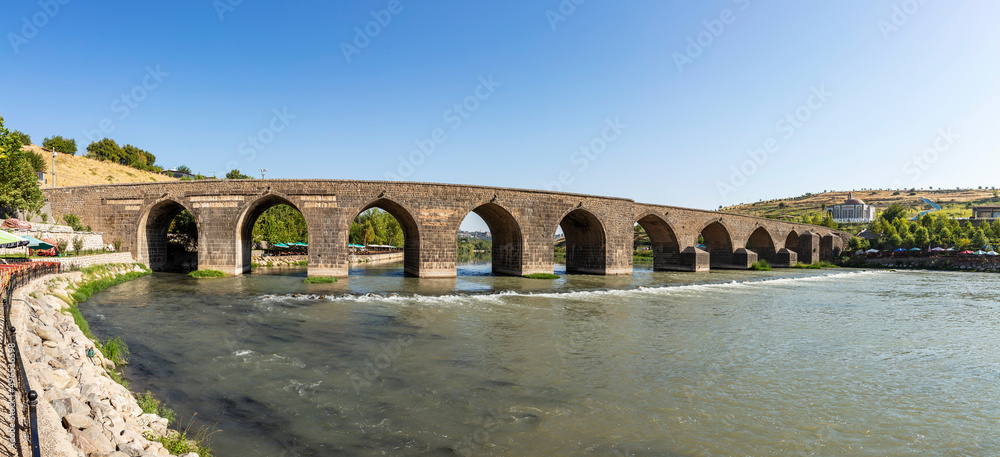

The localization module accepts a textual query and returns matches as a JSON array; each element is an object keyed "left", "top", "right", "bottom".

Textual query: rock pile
[{"left": 10, "top": 265, "right": 200, "bottom": 457}]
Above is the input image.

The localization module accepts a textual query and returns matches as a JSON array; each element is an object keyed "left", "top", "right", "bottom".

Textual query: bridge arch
[
  {"left": 746, "top": 226, "right": 776, "bottom": 255},
  {"left": 460, "top": 202, "right": 524, "bottom": 276},
  {"left": 785, "top": 230, "right": 799, "bottom": 250},
  {"left": 235, "top": 193, "right": 307, "bottom": 273},
  {"left": 699, "top": 220, "right": 734, "bottom": 269},
  {"left": 556, "top": 208, "right": 607, "bottom": 274},
  {"left": 635, "top": 213, "right": 680, "bottom": 271},
  {"left": 137, "top": 197, "right": 198, "bottom": 272},
  {"left": 354, "top": 197, "right": 421, "bottom": 277}
]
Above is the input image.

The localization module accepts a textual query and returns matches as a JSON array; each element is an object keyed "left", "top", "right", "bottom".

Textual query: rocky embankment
[{"left": 11, "top": 265, "right": 198, "bottom": 457}]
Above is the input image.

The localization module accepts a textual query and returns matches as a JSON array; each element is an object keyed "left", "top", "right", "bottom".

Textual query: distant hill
[
  {"left": 722, "top": 188, "right": 1000, "bottom": 221},
  {"left": 22, "top": 144, "right": 178, "bottom": 187}
]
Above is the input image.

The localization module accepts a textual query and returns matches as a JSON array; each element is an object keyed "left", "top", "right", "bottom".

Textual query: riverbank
[
  {"left": 849, "top": 256, "right": 1000, "bottom": 272},
  {"left": 10, "top": 264, "right": 202, "bottom": 457}
]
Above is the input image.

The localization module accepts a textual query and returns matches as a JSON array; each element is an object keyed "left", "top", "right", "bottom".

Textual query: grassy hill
[
  {"left": 22, "top": 144, "right": 178, "bottom": 187},
  {"left": 722, "top": 188, "right": 1000, "bottom": 221}
]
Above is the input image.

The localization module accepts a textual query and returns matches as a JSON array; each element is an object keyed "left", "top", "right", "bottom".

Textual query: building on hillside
[
  {"left": 161, "top": 168, "right": 196, "bottom": 179},
  {"left": 973, "top": 206, "right": 1000, "bottom": 219},
  {"left": 828, "top": 192, "right": 877, "bottom": 223}
]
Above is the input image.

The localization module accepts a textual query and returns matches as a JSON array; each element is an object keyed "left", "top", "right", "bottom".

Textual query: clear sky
[{"left": 3, "top": 1, "right": 999, "bottom": 232}]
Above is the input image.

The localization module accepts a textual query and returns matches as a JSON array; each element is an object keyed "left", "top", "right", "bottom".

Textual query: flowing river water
[{"left": 79, "top": 262, "right": 1000, "bottom": 456}]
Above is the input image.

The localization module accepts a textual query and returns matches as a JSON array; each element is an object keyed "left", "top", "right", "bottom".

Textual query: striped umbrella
[{"left": 0, "top": 230, "right": 28, "bottom": 249}]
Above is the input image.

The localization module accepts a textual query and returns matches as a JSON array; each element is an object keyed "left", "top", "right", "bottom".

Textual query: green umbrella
[
  {"left": 23, "top": 235, "right": 54, "bottom": 250},
  {"left": 0, "top": 230, "right": 28, "bottom": 249}
]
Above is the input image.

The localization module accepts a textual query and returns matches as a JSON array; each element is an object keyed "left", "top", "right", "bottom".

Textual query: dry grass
[
  {"left": 22, "top": 144, "right": 178, "bottom": 187},
  {"left": 722, "top": 189, "right": 999, "bottom": 220}
]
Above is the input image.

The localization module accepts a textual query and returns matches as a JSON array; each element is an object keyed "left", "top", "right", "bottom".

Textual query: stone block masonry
[{"left": 43, "top": 180, "right": 852, "bottom": 278}]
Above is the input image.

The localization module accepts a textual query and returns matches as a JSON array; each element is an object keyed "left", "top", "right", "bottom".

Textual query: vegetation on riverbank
[
  {"left": 523, "top": 273, "right": 560, "bottom": 279},
  {"left": 189, "top": 269, "right": 226, "bottom": 278},
  {"left": 303, "top": 276, "right": 338, "bottom": 284},
  {"left": 792, "top": 261, "right": 839, "bottom": 269},
  {"left": 750, "top": 260, "right": 772, "bottom": 271}
]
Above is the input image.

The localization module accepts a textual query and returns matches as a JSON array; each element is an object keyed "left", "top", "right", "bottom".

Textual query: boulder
[
  {"left": 61, "top": 412, "right": 92, "bottom": 430},
  {"left": 36, "top": 325, "right": 61, "bottom": 342}
]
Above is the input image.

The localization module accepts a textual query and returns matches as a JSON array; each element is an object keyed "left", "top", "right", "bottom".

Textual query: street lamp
[{"left": 260, "top": 168, "right": 267, "bottom": 179}]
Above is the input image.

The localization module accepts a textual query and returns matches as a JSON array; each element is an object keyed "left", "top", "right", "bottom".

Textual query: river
[{"left": 79, "top": 262, "right": 1000, "bottom": 456}]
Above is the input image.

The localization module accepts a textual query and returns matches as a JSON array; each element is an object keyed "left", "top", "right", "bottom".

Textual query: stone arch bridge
[{"left": 42, "top": 181, "right": 849, "bottom": 277}]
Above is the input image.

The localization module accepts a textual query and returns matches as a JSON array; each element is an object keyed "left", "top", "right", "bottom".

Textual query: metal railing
[{"left": 0, "top": 261, "right": 61, "bottom": 457}]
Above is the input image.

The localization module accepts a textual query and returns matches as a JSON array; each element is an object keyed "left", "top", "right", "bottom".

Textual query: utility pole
[
  {"left": 260, "top": 168, "right": 267, "bottom": 179},
  {"left": 51, "top": 149, "right": 56, "bottom": 188}
]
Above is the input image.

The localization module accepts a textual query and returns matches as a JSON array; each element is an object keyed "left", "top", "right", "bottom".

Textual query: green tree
[
  {"left": 881, "top": 203, "right": 907, "bottom": 222},
  {"left": 920, "top": 213, "right": 933, "bottom": 228},
  {"left": 10, "top": 130, "right": 31, "bottom": 146},
  {"left": 176, "top": 165, "right": 192, "bottom": 174},
  {"left": 226, "top": 169, "right": 253, "bottom": 179},
  {"left": 0, "top": 116, "right": 44, "bottom": 218},
  {"left": 43, "top": 135, "right": 77, "bottom": 154},
  {"left": 888, "top": 233, "right": 903, "bottom": 248},
  {"left": 251, "top": 204, "right": 307, "bottom": 244},
  {"left": 971, "top": 228, "right": 988, "bottom": 249},
  {"left": 913, "top": 226, "right": 930, "bottom": 248},
  {"left": 86, "top": 138, "right": 124, "bottom": 162}
]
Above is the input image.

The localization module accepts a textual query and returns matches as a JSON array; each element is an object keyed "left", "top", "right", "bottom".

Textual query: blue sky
[{"left": 3, "top": 1, "right": 999, "bottom": 232}]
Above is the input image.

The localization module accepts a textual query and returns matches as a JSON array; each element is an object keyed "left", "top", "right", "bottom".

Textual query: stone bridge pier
[{"left": 43, "top": 180, "right": 850, "bottom": 278}]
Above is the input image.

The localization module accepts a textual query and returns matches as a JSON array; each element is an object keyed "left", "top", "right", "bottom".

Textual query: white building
[{"left": 829, "top": 192, "right": 877, "bottom": 223}]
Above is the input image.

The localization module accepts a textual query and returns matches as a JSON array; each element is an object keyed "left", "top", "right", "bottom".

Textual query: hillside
[
  {"left": 22, "top": 144, "right": 178, "bottom": 187},
  {"left": 723, "top": 188, "right": 1000, "bottom": 221}
]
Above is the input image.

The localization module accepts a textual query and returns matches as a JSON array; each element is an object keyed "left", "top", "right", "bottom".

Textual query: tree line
[{"left": 849, "top": 203, "right": 999, "bottom": 251}]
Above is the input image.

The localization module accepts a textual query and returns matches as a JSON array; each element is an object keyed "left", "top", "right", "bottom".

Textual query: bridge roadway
[{"left": 42, "top": 180, "right": 849, "bottom": 277}]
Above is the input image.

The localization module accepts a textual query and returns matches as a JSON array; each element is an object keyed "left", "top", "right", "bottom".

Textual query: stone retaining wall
[
  {"left": 0, "top": 229, "right": 107, "bottom": 256},
  {"left": 27, "top": 253, "right": 136, "bottom": 269},
  {"left": 861, "top": 256, "right": 1000, "bottom": 272},
  {"left": 11, "top": 266, "right": 190, "bottom": 457}
]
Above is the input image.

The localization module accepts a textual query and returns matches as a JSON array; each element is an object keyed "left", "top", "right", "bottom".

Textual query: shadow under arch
[
  {"left": 355, "top": 198, "right": 421, "bottom": 277},
  {"left": 558, "top": 208, "right": 607, "bottom": 274},
  {"left": 747, "top": 226, "right": 776, "bottom": 257},
  {"left": 137, "top": 198, "right": 198, "bottom": 272},
  {"left": 700, "top": 220, "right": 734, "bottom": 269},
  {"left": 461, "top": 202, "right": 524, "bottom": 276},
  {"left": 235, "top": 193, "right": 306, "bottom": 274},
  {"left": 635, "top": 213, "right": 681, "bottom": 271}
]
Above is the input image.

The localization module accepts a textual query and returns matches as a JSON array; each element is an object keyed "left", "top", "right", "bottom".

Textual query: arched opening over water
[
  {"left": 351, "top": 198, "right": 419, "bottom": 276},
  {"left": 699, "top": 221, "right": 733, "bottom": 269},
  {"left": 555, "top": 209, "right": 606, "bottom": 274},
  {"left": 457, "top": 203, "right": 523, "bottom": 276},
  {"left": 635, "top": 214, "right": 680, "bottom": 271},
  {"left": 746, "top": 226, "right": 776, "bottom": 263},
  {"left": 237, "top": 194, "right": 307, "bottom": 273},
  {"left": 138, "top": 199, "right": 198, "bottom": 272}
]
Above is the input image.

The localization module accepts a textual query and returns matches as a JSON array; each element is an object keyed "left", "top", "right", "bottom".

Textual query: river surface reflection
[{"left": 81, "top": 262, "right": 1000, "bottom": 456}]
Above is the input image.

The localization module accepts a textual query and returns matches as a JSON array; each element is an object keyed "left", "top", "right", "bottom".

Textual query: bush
[
  {"left": 72, "top": 236, "right": 84, "bottom": 253},
  {"left": 63, "top": 214, "right": 86, "bottom": 231},
  {"left": 113, "top": 238, "right": 123, "bottom": 252},
  {"left": 56, "top": 239, "right": 68, "bottom": 254},
  {"left": 189, "top": 269, "right": 226, "bottom": 278},
  {"left": 749, "top": 260, "right": 772, "bottom": 271},
  {"left": 10, "top": 130, "right": 31, "bottom": 146},
  {"left": 136, "top": 391, "right": 176, "bottom": 425},
  {"left": 99, "top": 337, "right": 130, "bottom": 366},
  {"left": 303, "top": 276, "right": 337, "bottom": 284},
  {"left": 43, "top": 135, "right": 77, "bottom": 154}
]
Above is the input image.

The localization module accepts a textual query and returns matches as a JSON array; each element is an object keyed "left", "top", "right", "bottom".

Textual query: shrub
[
  {"left": 750, "top": 260, "right": 772, "bottom": 271},
  {"left": 72, "top": 236, "right": 84, "bottom": 253},
  {"left": 10, "top": 130, "right": 31, "bottom": 146},
  {"left": 56, "top": 239, "right": 68, "bottom": 254},
  {"left": 189, "top": 269, "right": 226, "bottom": 278},
  {"left": 63, "top": 214, "right": 86, "bottom": 231},
  {"left": 113, "top": 238, "right": 123, "bottom": 252},
  {"left": 43, "top": 135, "right": 77, "bottom": 154},
  {"left": 136, "top": 391, "right": 176, "bottom": 425},
  {"left": 99, "top": 337, "right": 130, "bottom": 366},
  {"left": 303, "top": 276, "right": 337, "bottom": 284},
  {"left": 40, "top": 213, "right": 47, "bottom": 223}
]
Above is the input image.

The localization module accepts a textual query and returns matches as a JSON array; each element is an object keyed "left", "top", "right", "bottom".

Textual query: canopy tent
[
  {"left": 272, "top": 243, "right": 290, "bottom": 248},
  {"left": 893, "top": 248, "right": 908, "bottom": 253},
  {"left": 0, "top": 231, "right": 28, "bottom": 249},
  {"left": 958, "top": 250, "right": 975, "bottom": 255},
  {"left": 974, "top": 250, "right": 986, "bottom": 255},
  {"left": 292, "top": 242, "right": 308, "bottom": 247},
  {"left": 929, "top": 247, "right": 946, "bottom": 252},
  {"left": 865, "top": 249, "right": 880, "bottom": 253},
  {"left": 946, "top": 247, "right": 957, "bottom": 251},
  {"left": 854, "top": 250, "right": 865, "bottom": 256},
  {"left": 23, "top": 235, "right": 54, "bottom": 250},
  {"left": 988, "top": 251, "right": 999, "bottom": 256},
  {"left": 348, "top": 244, "right": 365, "bottom": 248},
  {"left": 909, "top": 247, "right": 922, "bottom": 252}
]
